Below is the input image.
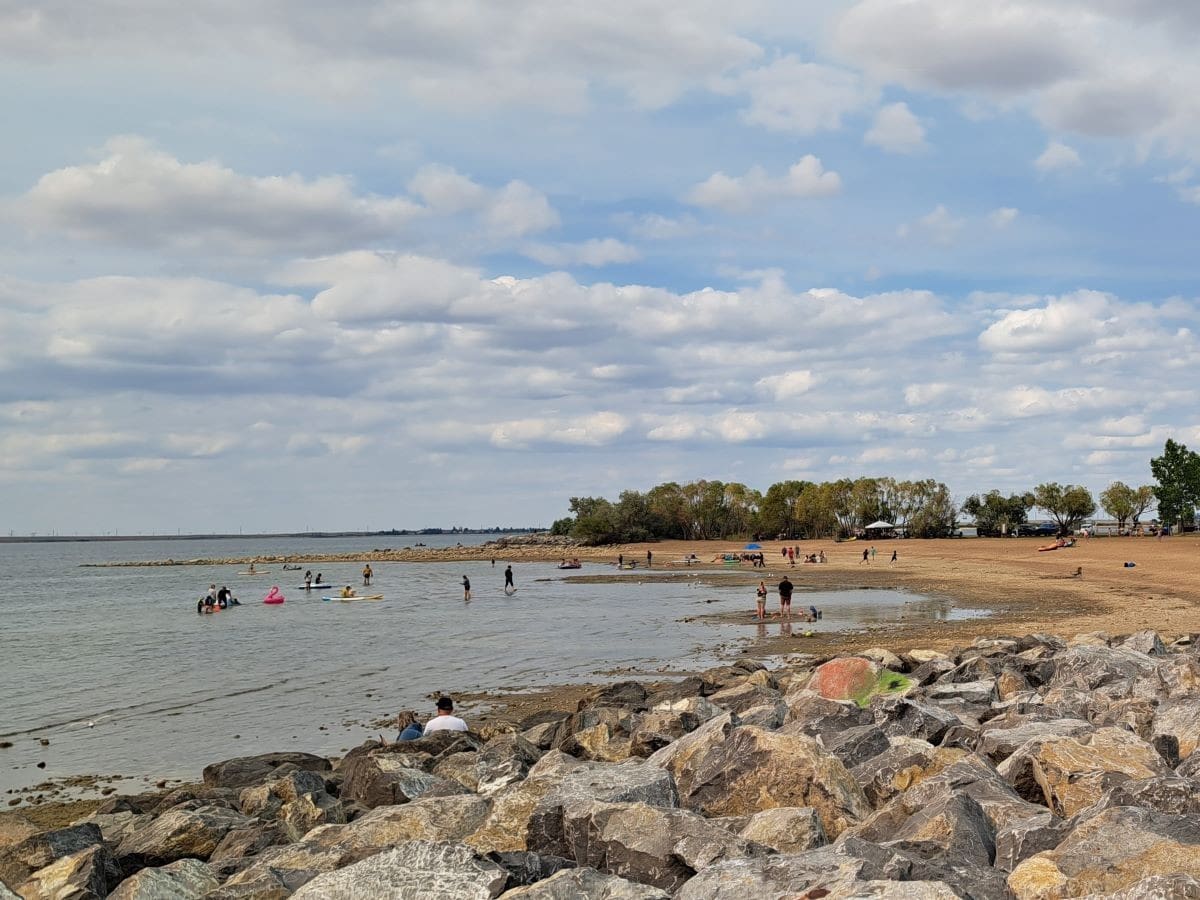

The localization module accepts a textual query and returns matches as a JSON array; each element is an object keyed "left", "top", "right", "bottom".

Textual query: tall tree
[
  {"left": 1098, "top": 482, "right": 1155, "bottom": 532},
  {"left": 1150, "top": 439, "right": 1200, "bottom": 527},
  {"left": 961, "top": 490, "right": 1033, "bottom": 536},
  {"left": 1033, "top": 483, "right": 1096, "bottom": 535}
]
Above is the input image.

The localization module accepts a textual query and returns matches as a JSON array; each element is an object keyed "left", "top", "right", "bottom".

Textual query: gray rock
[
  {"left": 908, "top": 657, "right": 957, "bottom": 686},
  {"left": 15, "top": 844, "right": 117, "bottom": 900},
  {"left": 925, "top": 680, "right": 997, "bottom": 705},
  {"left": 562, "top": 800, "right": 766, "bottom": 892},
  {"left": 707, "top": 680, "right": 782, "bottom": 715},
  {"left": 476, "top": 733, "right": 543, "bottom": 797},
  {"left": 307, "top": 794, "right": 491, "bottom": 851},
  {"left": 1080, "top": 874, "right": 1200, "bottom": 898},
  {"left": 872, "top": 698, "right": 962, "bottom": 745},
  {"left": 108, "top": 858, "right": 219, "bottom": 899},
  {"left": 73, "top": 810, "right": 155, "bottom": 845},
  {"left": 587, "top": 681, "right": 649, "bottom": 710},
  {"left": 1118, "top": 629, "right": 1167, "bottom": 657},
  {"left": 734, "top": 700, "right": 787, "bottom": 730},
  {"left": 1089, "top": 775, "right": 1200, "bottom": 816},
  {"left": 978, "top": 717, "right": 1093, "bottom": 763},
  {"left": 484, "top": 850, "right": 574, "bottom": 888},
  {"left": 217, "top": 839, "right": 358, "bottom": 894},
  {"left": 290, "top": 841, "right": 509, "bottom": 899},
  {"left": 885, "top": 792, "right": 995, "bottom": 868},
  {"left": 116, "top": 804, "right": 250, "bottom": 870},
  {"left": 738, "top": 806, "right": 827, "bottom": 853},
  {"left": 202, "top": 752, "right": 331, "bottom": 789},
  {"left": 279, "top": 791, "right": 346, "bottom": 841},
  {"left": 0, "top": 823, "right": 104, "bottom": 888},
  {"left": 208, "top": 821, "right": 288, "bottom": 869},
  {"left": 1151, "top": 698, "right": 1200, "bottom": 766},
  {"left": 993, "top": 812, "right": 1067, "bottom": 873},
  {"left": 526, "top": 760, "right": 679, "bottom": 858},
  {"left": 339, "top": 751, "right": 466, "bottom": 808},
  {"left": 818, "top": 724, "right": 891, "bottom": 769},
  {"left": 850, "top": 738, "right": 947, "bottom": 807},
  {"left": 783, "top": 693, "right": 874, "bottom": 736},
  {"left": 238, "top": 769, "right": 329, "bottom": 818},
  {"left": 674, "top": 836, "right": 911, "bottom": 899},
  {"left": 1008, "top": 806, "right": 1200, "bottom": 898},
  {"left": 498, "top": 866, "right": 669, "bottom": 898},
  {"left": 843, "top": 882, "right": 968, "bottom": 898}
]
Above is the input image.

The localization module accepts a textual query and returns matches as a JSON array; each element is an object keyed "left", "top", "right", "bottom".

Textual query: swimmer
[
  {"left": 340, "top": 585, "right": 356, "bottom": 598},
  {"left": 362, "top": 564, "right": 373, "bottom": 586}
]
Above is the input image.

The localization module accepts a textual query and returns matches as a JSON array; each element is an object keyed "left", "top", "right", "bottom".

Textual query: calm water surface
[{"left": 0, "top": 535, "right": 982, "bottom": 797}]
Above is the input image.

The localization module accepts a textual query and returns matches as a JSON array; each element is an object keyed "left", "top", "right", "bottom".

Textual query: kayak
[
  {"left": 297, "top": 584, "right": 331, "bottom": 589},
  {"left": 322, "top": 594, "right": 383, "bottom": 602}
]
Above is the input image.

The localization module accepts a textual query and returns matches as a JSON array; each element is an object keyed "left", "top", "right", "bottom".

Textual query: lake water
[{"left": 0, "top": 535, "right": 983, "bottom": 799}]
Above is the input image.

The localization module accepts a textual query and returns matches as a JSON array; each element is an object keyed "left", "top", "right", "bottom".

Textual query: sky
[{"left": 2, "top": 0, "right": 1199, "bottom": 534}]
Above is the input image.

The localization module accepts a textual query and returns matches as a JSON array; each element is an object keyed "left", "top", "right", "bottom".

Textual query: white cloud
[
  {"left": 685, "top": 156, "right": 842, "bottom": 213},
  {"left": 979, "top": 291, "right": 1117, "bottom": 354},
  {"left": 864, "top": 102, "right": 928, "bottom": 153},
  {"left": 756, "top": 370, "right": 819, "bottom": 400},
  {"left": 1034, "top": 140, "right": 1082, "bottom": 173},
  {"left": 522, "top": 238, "right": 640, "bottom": 268},
  {"left": 406, "top": 163, "right": 488, "bottom": 213},
  {"left": 729, "top": 55, "right": 876, "bottom": 134},
  {"left": 626, "top": 214, "right": 700, "bottom": 240},
  {"left": 489, "top": 412, "right": 630, "bottom": 448},
  {"left": 17, "top": 136, "right": 422, "bottom": 255},
  {"left": 989, "top": 207, "right": 1020, "bottom": 228},
  {"left": 897, "top": 205, "right": 965, "bottom": 244},
  {"left": 479, "top": 180, "right": 561, "bottom": 238}
]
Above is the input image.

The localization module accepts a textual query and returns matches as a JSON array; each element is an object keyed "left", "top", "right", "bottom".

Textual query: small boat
[
  {"left": 282, "top": 564, "right": 303, "bottom": 571},
  {"left": 557, "top": 562, "right": 582, "bottom": 570}
]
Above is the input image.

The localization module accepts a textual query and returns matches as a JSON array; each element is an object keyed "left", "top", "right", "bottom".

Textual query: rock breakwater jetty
[{"left": 6, "top": 629, "right": 1200, "bottom": 897}]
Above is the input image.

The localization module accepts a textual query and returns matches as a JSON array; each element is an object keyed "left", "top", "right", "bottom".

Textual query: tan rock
[
  {"left": 308, "top": 795, "right": 490, "bottom": 851},
  {"left": 998, "top": 727, "right": 1171, "bottom": 817},
  {"left": 465, "top": 775, "right": 560, "bottom": 853},
  {"left": 738, "top": 806, "right": 827, "bottom": 854}
]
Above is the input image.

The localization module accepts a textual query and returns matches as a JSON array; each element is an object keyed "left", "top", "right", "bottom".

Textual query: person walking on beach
[
  {"left": 461, "top": 575, "right": 471, "bottom": 601},
  {"left": 423, "top": 697, "right": 468, "bottom": 734},
  {"left": 861, "top": 548, "right": 869, "bottom": 564},
  {"left": 362, "top": 564, "right": 373, "bottom": 586},
  {"left": 870, "top": 545, "right": 877, "bottom": 562},
  {"left": 777, "top": 575, "right": 794, "bottom": 619},
  {"left": 504, "top": 565, "right": 515, "bottom": 594},
  {"left": 755, "top": 581, "right": 768, "bottom": 621},
  {"left": 646, "top": 550, "right": 652, "bottom": 568},
  {"left": 618, "top": 553, "right": 624, "bottom": 567},
  {"left": 890, "top": 550, "right": 898, "bottom": 565}
]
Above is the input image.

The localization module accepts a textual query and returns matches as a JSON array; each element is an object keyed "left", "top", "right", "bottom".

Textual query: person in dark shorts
[
  {"left": 778, "top": 576, "right": 794, "bottom": 618},
  {"left": 504, "top": 565, "right": 515, "bottom": 594},
  {"left": 462, "top": 575, "right": 471, "bottom": 601}
]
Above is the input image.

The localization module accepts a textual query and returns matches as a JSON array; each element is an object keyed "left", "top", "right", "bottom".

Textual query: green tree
[
  {"left": 1098, "top": 482, "right": 1155, "bottom": 532},
  {"left": 567, "top": 496, "right": 620, "bottom": 544},
  {"left": 1032, "top": 483, "right": 1096, "bottom": 535},
  {"left": 961, "top": 490, "right": 1033, "bottom": 536},
  {"left": 1150, "top": 439, "right": 1200, "bottom": 528}
]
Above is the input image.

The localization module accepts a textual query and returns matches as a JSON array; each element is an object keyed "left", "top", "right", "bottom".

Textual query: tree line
[{"left": 549, "top": 440, "right": 1200, "bottom": 545}]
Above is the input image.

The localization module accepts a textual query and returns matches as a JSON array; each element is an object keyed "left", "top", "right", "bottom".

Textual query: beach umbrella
[
  {"left": 744, "top": 542, "right": 762, "bottom": 550},
  {"left": 865, "top": 521, "right": 895, "bottom": 530}
]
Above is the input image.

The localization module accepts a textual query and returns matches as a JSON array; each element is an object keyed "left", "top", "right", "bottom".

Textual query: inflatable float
[{"left": 262, "top": 586, "right": 285, "bottom": 604}]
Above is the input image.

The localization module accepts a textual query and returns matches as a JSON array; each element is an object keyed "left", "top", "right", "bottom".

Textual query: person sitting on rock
[
  {"left": 396, "top": 710, "right": 424, "bottom": 741},
  {"left": 422, "top": 696, "right": 468, "bottom": 734}
]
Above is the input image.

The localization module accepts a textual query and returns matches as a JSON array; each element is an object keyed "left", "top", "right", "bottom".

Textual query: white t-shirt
[{"left": 423, "top": 714, "right": 468, "bottom": 734}]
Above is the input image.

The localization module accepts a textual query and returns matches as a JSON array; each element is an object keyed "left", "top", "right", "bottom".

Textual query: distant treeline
[{"left": 550, "top": 464, "right": 1185, "bottom": 546}]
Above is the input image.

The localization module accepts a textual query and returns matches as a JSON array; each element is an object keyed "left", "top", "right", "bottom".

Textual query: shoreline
[{"left": 17, "top": 536, "right": 1200, "bottom": 811}]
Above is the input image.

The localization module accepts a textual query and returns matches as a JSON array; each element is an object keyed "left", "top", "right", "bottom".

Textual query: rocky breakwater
[{"left": 8, "top": 631, "right": 1200, "bottom": 897}]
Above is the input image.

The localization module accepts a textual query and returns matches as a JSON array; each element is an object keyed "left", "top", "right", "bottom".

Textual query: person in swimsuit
[
  {"left": 755, "top": 581, "right": 768, "bottom": 621},
  {"left": 304, "top": 570, "right": 313, "bottom": 588},
  {"left": 362, "top": 564, "right": 373, "bottom": 586}
]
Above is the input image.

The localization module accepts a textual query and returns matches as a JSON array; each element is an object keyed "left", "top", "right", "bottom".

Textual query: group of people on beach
[
  {"left": 859, "top": 546, "right": 899, "bottom": 564},
  {"left": 755, "top": 577, "right": 821, "bottom": 623},
  {"left": 197, "top": 584, "right": 240, "bottom": 613}
]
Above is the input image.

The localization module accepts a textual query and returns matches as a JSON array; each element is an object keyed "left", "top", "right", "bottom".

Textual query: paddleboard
[
  {"left": 322, "top": 594, "right": 383, "bottom": 602},
  {"left": 297, "top": 584, "right": 331, "bottom": 589},
  {"left": 238, "top": 571, "right": 270, "bottom": 575}
]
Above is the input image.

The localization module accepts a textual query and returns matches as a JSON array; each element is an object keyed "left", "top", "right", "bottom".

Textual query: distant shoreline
[{"left": 0, "top": 528, "right": 543, "bottom": 545}]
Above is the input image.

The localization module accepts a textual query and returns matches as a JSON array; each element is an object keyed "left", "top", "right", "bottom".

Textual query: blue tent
[{"left": 744, "top": 542, "right": 762, "bottom": 550}]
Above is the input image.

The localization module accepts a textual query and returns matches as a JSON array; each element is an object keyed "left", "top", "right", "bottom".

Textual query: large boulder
[
  {"left": 1008, "top": 807, "right": 1200, "bottom": 899},
  {"left": 238, "top": 769, "right": 329, "bottom": 818},
  {"left": 807, "top": 657, "right": 909, "bottom": 705},
  {"left": 279, "top": 791, "right": 347, "bottom": 842},
  {"left": 994, "top": 813, "right": 1068, "bottom": 873},
  {"left": 308, "top": 795, "right": 491, "bottom": 851},
  {"left": 997, "top": 727, "right": 1172, "bottom": 817},
  {"left": 338, "top": 752, "right": 466, "bottom": 808},
  {"left": 217, "top": 839, "right": 359, "bottom": 895},
  {"left": 674, "top": 836, "right": 914, "bottom": 899},
  {"left": 738, "top": 806, "right": 827, "bottom": 854},
  {"left": 885, "top": 792, "right": 996, "bottom": 868},
  {"left": 208, "top": 821, "right": 289, "bottom": 869},
  {"left": 978, "top": 718, "right": 1093, "bottom": 763},
  {"left": 872, "top": 698, "right": 962, "bottom": 745},
  {"left": 202, "top": 752, "right": 331, "bottom": 789},
  {"left": 0, "top": 823, "right": 104, "bottom": 888},
  {"left": 115, "top": 804, "right": 251, "bottom": 870},
  {"left": 525, "top": 761, "right": 679, "bottom": 858},
  {"left": 818, "top": 724, "right": 891, "bottom": 769},
  {"left": 107, "top": 858, "right": 219, "bottom": 899},
  {"left": 1078, "top": 874, "right": 1200, "bottom": 898},
  {"left": 476, "top": 734, "right": 543, "bottom": 797},
  {"left": 498, "top": 866, "right": 669, "bottom": 898},
  {"left": 562, "top": 800, "right": 766, "bottom": 892},
  {"left": 290, "top": 841, "right": 510, "bottom": 899},
  {"left": 15, "top": 844, "right": 118, "bottom": 900},
  {"left": 783, "top": 693, "right": 874, "bottom": 736},
  {"left": 707, "top": 680, "right": 782, "bottom": 715},
  {"left": 1150, "top": 698, "right": 1200, "bottom": 766},
  {"left": 654, "top": 724, "right": 869, "bottom": 837},
  {"left": 851, "top": 738, "right": 966, "bottom": 807}
]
